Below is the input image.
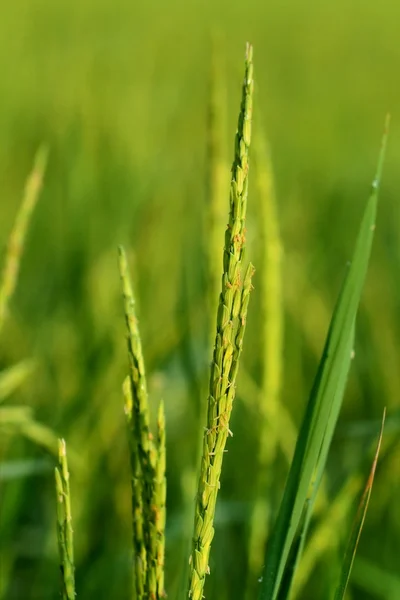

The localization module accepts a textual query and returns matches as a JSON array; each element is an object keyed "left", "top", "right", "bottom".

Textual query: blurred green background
[{"left": 1, "top": 1, "right": 399, "bottom": 599}]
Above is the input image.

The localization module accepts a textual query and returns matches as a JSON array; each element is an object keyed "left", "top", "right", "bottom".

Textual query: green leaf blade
[{"left": 259, "top": 118, "right": 389, "bottom": 600}]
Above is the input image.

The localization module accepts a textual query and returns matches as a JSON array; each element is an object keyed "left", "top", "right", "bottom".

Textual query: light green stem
[
  {"left": 155, "top": 401, "right": 167, "bottom": 598},
  {"left": 55, "top": 439, "right": 76, "bottom": 600},
  {"left": 123, "top": 376, "right": 147, "bottom": 599}
]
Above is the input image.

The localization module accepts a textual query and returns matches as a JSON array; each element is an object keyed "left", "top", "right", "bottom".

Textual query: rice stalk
[
  {"left": 123, "top": 376, "right": 147, "bottom": 599},
  {"left": 188, "top": 43, "right": 254, "bottom": 600},
  {"left": 0, "top": 146, "right": 48, "bottom": 335},
  {"left": 55, "top": 439, "right": 75, "bottom": 600},
  {"left": 119, "top": 246, "right": 166, "bottom": 599},
  {"left": 155, "top": 401, "right": 167, "bottom": 597}
]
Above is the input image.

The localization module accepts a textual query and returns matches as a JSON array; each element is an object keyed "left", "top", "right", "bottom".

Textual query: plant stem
[
  {"left": 155, "top": 401, "right": 167, "bottom": 598},
  {"left": 123, "top": 376, "right": 147, "bottom": 599},
  {"left": 55, "top": 439, "right": 76, "bottom": 600}
]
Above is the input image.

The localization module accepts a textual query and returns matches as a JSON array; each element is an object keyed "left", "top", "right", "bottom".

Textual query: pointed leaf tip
[
  {"left": 373, "top": 115, "right": 390, "bottom": 192},
  {"left": 246, "top": 42, "right": 253, "bottom": 61}
]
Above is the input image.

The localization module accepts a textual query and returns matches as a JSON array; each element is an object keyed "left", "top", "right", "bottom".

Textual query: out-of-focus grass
[{"left": 0, "top": 1, "right": 399, "bottom": 599}]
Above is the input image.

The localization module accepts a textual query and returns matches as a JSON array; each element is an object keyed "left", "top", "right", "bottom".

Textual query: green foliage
[
  {"left": 260, "top": 117, "right": 389, "bottom": 600},
  {"left": 0, "top": 3, "right": 398, "bottom": 600}
]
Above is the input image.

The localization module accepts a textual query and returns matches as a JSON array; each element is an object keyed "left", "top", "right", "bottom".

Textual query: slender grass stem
[
  {"left": 55, "top": 439, "right": 75, "bottom": 600},
  {"left": 123, "top": 376, "right": 147, "bottom": 599},
  {"left": 155, "top": 401, "right": 167, "bottom": 598}
]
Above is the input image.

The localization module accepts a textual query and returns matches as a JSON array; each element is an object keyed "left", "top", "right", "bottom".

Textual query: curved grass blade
[
  {"left": 333, "top": 408, "right": 385, "bottom": 600},
  {"left": 274, "top": 325, "right": 355, "bottom": 600},
  {"left": 0, "top": 360, "right": 35, "bottom": 403},
  {"left": 0, "top": 458, "right": 52, "bottom": 480},
  {"left": 276, "top": 503, "right": 308, "bottom": 600},
  {"left": 259, "top": 115, "right": 390, "bottom": 600},
  {"left": 19, "top": 418, "right": 59, "bottom": 455},
  {"left": 0, "top": 146, "right": 48, "bottom": 335},
  {"left": 0, "top": 406, "right": 59, "bottom": 456}
]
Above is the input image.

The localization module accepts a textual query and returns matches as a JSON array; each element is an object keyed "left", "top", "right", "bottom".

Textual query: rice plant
[
  {"left": 186, "top": 41, "right": 255, "bottom": 600},
  {"left": 39, "top": 43, "right": 389, "bottom": 600},
  {"left": 1, "top": 37, "right": 393, "bottom": 600},
  {"left": 111, "top": 43, "right": 387, "bottom": 600},
  {"left": 55, "top": 439, "right": 76, "bottom": 600},
  {"left": 119, "top": 246, "right": 167, "bottom": 599}
]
